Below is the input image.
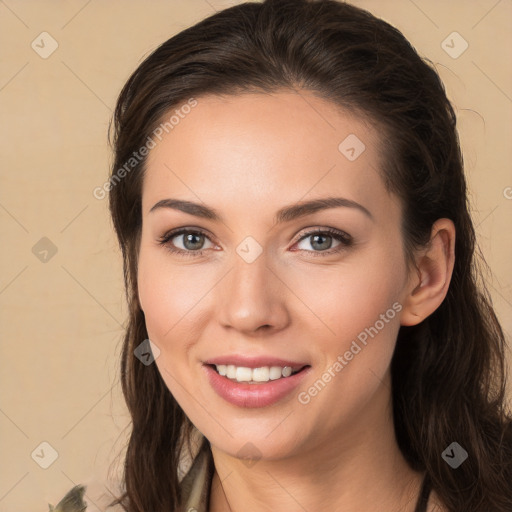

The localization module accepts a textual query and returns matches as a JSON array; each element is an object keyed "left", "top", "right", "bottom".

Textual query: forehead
[{"left": 142, "top": 91, "right": 392, "bottom": 220}]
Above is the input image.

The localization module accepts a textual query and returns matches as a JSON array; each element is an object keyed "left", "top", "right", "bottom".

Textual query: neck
[{"left": 208, "top": 374, "right": 424, "bottom": 512}]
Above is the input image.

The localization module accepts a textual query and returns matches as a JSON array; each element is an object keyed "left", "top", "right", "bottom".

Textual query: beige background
[{"left": 0, "top": 0, "right": 511, "bottom": 510}]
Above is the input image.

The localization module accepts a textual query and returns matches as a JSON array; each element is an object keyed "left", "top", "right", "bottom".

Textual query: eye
[
  {"left": 292, "top": 227, "right": 353, "bottom": 257},
  {"left": 157, "top": 228, "right": 215, "bottom": 257},
  {"left": 157, "top": 226, "right": 353, "bottom": 258}
]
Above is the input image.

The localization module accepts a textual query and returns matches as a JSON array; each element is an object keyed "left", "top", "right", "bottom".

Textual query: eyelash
[{"left": 157, "top": 227, "right": 353, "bottom": 258}]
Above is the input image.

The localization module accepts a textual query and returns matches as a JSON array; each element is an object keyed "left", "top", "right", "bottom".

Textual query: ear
[{"left": 400, "top": 218, "right": 456, "bottom": 326}]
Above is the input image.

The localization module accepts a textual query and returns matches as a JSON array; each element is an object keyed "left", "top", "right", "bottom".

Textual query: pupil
[
  {"left": 184, "top": 233, "right": 203, "bottom": 250},
  {"left": 311, "top": 234, "right": 332, "bottom": 250}
]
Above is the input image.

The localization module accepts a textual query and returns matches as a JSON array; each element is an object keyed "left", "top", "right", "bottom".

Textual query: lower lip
[{"left": 203, "top": 364, "right": 311, "bottom": 408}]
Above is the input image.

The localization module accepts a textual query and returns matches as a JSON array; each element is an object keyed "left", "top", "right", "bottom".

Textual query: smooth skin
[{"left": 137, "top": 90, "right": 455, "bottom": 511}]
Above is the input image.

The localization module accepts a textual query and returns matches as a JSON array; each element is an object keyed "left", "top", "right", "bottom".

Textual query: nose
[{"left": 216, "top": 251, "right": 290, "bottom": 335}]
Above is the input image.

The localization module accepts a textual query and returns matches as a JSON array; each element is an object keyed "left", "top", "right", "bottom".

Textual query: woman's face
[{"left": 137, "top": 90, "right": 414, "bottom": 460}]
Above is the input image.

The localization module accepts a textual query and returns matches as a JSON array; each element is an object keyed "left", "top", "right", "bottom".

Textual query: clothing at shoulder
[
  {"left": 51, "top": 449, "right": 437, "bottom": 512},
  {"left": 50, "top": 446, "right": 213, "bottom": 512},
  {"left": 180, "top": 456, "right": 433, "bottom": 512},
  {"left": 179, "top": 442, "right": 215, "bottom": 512},
  {"left": 49, "top": 480, "right": 125, "bottom": 512}
]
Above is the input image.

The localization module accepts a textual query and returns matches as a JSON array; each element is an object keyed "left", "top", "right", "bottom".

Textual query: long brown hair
[{"left": 106, "top": 1, "right": 512, "bottom": 510}]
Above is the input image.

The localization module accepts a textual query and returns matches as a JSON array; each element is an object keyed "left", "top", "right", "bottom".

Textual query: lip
[
  {"left": 203, "top": 355, "right": 309, "bottom": 371},
  {"left": 202, "top": 363, "right": 311, "bottom": 408}
]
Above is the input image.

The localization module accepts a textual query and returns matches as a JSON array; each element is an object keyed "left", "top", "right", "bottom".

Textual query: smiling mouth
[{"left": 207, "top": 363, "right": 309, "bottom": 384}]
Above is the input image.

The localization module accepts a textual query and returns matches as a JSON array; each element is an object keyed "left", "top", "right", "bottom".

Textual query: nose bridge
[{"left": 217, "top": 247, "right": 289, "bottom": 333}]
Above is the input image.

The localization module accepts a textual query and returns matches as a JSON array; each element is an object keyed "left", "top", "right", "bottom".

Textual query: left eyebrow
[
  {"left": 274, "top": 197, "right": 373, "bottom": 223},
  {"left": 149, "top": 196, "right": 374, "bottom": 223}
]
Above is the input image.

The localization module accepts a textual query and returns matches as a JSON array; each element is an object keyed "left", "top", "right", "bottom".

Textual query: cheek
[
  {"left": 292, "top": 247, "right": 406, "bottom": 406},
  {"left": 138, "top": 235, "right": 406, "bottom": 351},
  {"left": 137, "top": 251, "right": 214, "bottom": 405},
  {"left": 137, "top": 247, "right": 217, "bottom": 354},
  {"left": 291, "top": 267, "right": 404, "bottom": 425},
  {"left": 294, "top": 254, "right": 405, "bottom": 346}
]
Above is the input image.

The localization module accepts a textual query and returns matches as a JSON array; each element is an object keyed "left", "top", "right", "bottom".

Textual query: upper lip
[{"left": 204, "top": 355, "right": 309, "bottom": 371}]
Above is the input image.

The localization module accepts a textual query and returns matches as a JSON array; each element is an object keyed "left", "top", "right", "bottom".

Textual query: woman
[{"left": 55, "top": 0, "right": 512, "bottom": 510}]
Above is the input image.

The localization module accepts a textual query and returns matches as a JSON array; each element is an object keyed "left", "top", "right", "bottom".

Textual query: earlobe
[{"left": 400, "top": 219, "right": 456, "bottom": 326}]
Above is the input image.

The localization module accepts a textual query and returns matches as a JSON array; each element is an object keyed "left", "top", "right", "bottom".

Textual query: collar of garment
[
  {"left": 178, "top": 442, "right": 432, "bottom": 512},
  {"left": 179, "top": 441, "right": 214, "bottom": 512},
  {"left": 50, "top": 435, "right": 431, "bottom": 512}
]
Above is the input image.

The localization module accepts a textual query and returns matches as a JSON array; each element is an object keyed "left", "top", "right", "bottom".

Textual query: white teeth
[
  {"left": 281, "top": 366, "right": 292, "bottom": 377},
  {"left": 235, "top": 367, "right": 253, "bottom": 382},
  {"left": 214, "top": 364, "right": 300, "bottom": 383},
  {"left": 269, "top": 366, "right": 283, "bottom": 380},
  {"left": 226, "top": 365, "right": 236, "bottom": 379},
  {"left": 252, "top": 367, "right": 270, "bottom": 382}
]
